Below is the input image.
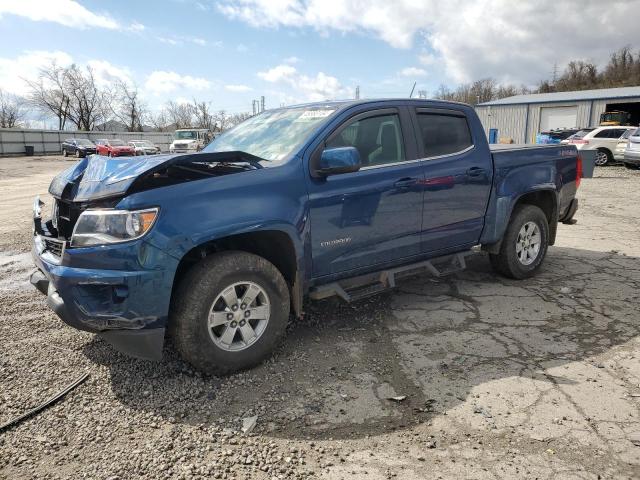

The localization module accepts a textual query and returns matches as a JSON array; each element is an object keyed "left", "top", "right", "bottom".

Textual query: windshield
[
  {"left": 572, "top": 129, "right": 594, "bottom": 138},
  {"left": 176, "top": 131, "right": 198, "bottom": 140},
  {"left": 621, "top": 129, "right": 633, "bottom": 140},
  {"left": 109, "top": 139, "right": 125, "bottom": 146},
  {"left": 203, "top": 107, "right": 336, "bottom": 161},
  {"left": 76, "top": 139, "right": 94, "bottom": 146}
]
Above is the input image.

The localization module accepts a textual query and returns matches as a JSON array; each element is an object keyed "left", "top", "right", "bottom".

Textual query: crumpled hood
[{"left": 49, "top": 151, "right": 264, "bottom": 202}]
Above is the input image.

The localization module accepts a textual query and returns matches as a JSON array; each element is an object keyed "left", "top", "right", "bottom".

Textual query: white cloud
[
  {"left": 0, "top": 0, "right": 118, "bottom": 29},
  {"left": 258, "top": 63, "right": 348, "bottom": 101},
  {"left": 0, "top": 50, "right": 73, "bottom": 95},
  {"left": 399, "top": 67, "right": 427, "bottom": 77},
  {"left": 145, "top": 70, "right": 211, "bottom": 94},
  {"left": 87, "top": 60, "right": 133, "bottom": 87},
  {"left": 236, "top": 43, "right": 249, "bottom": 53},
  {"left": 156, "top": 35, "right": 210, "bottom": 47},
  {"left": 225, "top": 84, "right": 253, "bottom": 92},
  {"left": 218, "top": 0, "right": 640, "bottom": 85},
  {"left": 283, "top": 56, "right": 300, "bottom": 64},
  {"left": 129, "top": 21, "right": 145, "bottom": 32},
  {"left": 258, "top": 64, "right": 297, "bottom": 83}
]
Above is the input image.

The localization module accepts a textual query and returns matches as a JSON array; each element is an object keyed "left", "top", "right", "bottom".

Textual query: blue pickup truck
[{"left": 31, "top": 99, "right": 582, "bottom": 374}]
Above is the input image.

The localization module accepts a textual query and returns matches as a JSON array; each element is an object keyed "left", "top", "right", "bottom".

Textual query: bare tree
[
  {"left": 25, "top": 62, "right": 71, "bottom": 130},
  {"left": 555, "top": 60, "right": 598, "bottom": 92},
  {"left": 192, "top": 99, "right": 214, "bottom": 130},
  {"left": 110, "top": 80, "right": 146, "bottom": 131},
  {"left": 227, "top": 112, "right": 251, "bottom": 128},
  {"left": 64, "top": 65, "right": 111, "bottom": 130},
  {"left": 601, "top": 46, "right": 640, "bottom": 87},
  {"left": 0, "top": 89, "right": 25, "bottom": 128},
  {"left": 165, "top": 101, "right": 194, "bottom": 129},
  {"left": 147, "top": 108, "right": 172, "bottom": 132}
]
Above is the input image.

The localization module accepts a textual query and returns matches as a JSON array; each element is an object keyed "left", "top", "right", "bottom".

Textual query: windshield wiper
[{"left": 178, "top": 151, "right": 266, "bottom": 169}]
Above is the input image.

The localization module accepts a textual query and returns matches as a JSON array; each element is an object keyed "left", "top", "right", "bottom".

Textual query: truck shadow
[{"left": 83, "top": 246, "right": 640, "bottom": 440}]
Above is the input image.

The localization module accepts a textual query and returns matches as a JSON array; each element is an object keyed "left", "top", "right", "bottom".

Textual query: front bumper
[
  {"left": 624, "top": 149, "right": 640, "bottom": 165},
  {"left": 31, "top": 234, "right": 178, "bottom": 360}
]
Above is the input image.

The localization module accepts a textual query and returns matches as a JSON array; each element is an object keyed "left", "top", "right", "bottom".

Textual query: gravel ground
[{"left": 0, "top": 155, "right": 639, "bottom": 479}]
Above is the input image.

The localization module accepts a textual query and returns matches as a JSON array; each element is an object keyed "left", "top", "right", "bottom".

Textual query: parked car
[
  {"left": 128, "top": 140, "right": 161, "bottom": 155},
  {"left": 169, "top": 128, "right": 211, "bottom": 153},
  {"left": 536, "top": 129, "right": 579, "bottom": 144},
  {"left": 623, "top": 127, "right": 640, "bottom": 169},
  {"left": 615, "top": 129, "right": 633, "bottom": 163},
  {"left": 565, "top": 126, "right": 636, "bottom": 165},
  {"left": 95, "top": 139, "right": 135, "bottom": 157},
  {"left": 61, "top": 138, "right": 96, "bottom": 158},
  {"left": 31, "top": 99, "right": 582, "bottom": 374}
]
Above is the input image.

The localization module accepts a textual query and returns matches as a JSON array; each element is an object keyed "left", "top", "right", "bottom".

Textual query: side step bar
[{"left": 310, "top": 248, "right": 478, "bottom": 303}]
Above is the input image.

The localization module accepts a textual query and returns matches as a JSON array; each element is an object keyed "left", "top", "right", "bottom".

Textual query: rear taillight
[
  {"left": 570, "top": 139, "right": 589, "bottom": 144},
  {"left": 576, "top": 155, "right": 582, "bottom": 188}
]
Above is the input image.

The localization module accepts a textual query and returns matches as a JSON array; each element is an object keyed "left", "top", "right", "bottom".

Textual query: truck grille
[
  {"left": 55, "top": 199, "right": 83, "bottom": 239},
  {"left": 43, "top": 237, "right": 65, "bottom": 258}
]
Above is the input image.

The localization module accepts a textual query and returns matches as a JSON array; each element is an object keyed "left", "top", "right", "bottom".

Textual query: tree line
[
  {"left": 434, "top": 46, "right": 640, "bottom": 104},
  {"left": 0, "top": 61, "right": 251, "bottom": 131}
]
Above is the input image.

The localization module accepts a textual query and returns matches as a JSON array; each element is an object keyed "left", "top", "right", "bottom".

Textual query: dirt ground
[{"left": 0, "top": 155, "right": 639, "bottom": 479}]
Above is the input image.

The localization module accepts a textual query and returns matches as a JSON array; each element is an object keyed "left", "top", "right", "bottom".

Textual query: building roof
[{"left": 478, "top": 86, "right": 640, "bottom": 106}]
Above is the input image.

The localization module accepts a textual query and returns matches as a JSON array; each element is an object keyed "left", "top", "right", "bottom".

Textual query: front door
[
  {"left": 411, "top": 107, "right": 493, "bottom": 253},
  {"left": 307, "top": 108, "right": 424, "bottom": 277}
]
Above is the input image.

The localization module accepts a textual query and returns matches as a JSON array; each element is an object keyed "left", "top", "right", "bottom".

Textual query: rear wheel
[
  {"left": 624, "top": 162, "right": 638, "bottom": 170},
  {"left": 490, "top": 204, "right": 549, "bottom": 279},
  {"left": 62, "top": 149, "right": 68, "bottom": 157},
  {"left": 595, "top": 149, "right": 612, "bottom": 166},
  {"left": 170, "top": 251, "right": 290, "bottom": 375}
]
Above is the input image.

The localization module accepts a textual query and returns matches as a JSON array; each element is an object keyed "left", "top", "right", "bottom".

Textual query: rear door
[
  {"left": 411, "top": 107, "right": 492, "bottom": 253},
  {"left": 307, "top": 107, "right": 425, "bottom": 277}
]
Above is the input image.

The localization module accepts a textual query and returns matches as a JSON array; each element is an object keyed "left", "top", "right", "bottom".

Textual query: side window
[
  {"left": 594, "top": 129, "right": 612, "bottom": 139},
  {"left": 326, "top": 114, "right": 405, "bottom": 167},
  {"left": 416, "top": 113, "right": 472, "bottom": 157},
  {"left": 613, "top": 129, "right": 627, "bottom": 138}
]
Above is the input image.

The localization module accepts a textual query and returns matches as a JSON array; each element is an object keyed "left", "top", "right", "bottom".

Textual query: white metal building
[{"left": 475, "top": 86, "right": 640, "bottom": 144}]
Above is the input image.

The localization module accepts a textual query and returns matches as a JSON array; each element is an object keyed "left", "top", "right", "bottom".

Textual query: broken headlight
[{"left": 71, "top": 208, "right": 159, "bottom": 247}]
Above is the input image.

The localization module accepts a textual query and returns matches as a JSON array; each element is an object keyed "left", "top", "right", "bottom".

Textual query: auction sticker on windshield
[{"left": 297, "top": 109, "right": 335, "bottom": 121}]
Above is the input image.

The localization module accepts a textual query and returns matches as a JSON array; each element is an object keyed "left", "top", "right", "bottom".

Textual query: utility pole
[
  {"left": 355, "top": 85, "right": 360, "bottom": 99},
  {"left": 260, "top": 96, "right": 265, "bottom": 113}
]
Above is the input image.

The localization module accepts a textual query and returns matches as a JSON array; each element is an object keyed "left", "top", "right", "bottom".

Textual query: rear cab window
[{"left": 414, "top": 109, "right": 473, "bottom": 158}]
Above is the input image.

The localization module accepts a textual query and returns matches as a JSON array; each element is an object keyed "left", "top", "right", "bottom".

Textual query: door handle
[
  {"left": 466, "top": 167, "right": 486, "bottom": 177},
  {"left": 393, "top": 177, "right": 418, "bottom": 188}
]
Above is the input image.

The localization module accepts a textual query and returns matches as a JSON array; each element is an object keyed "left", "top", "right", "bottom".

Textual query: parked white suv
[
  {"left": 566, "top": 126, "right": 637, "bottom": 166},
  {"left": 623, "top": 127, "right": 640, "bottom": 169}
]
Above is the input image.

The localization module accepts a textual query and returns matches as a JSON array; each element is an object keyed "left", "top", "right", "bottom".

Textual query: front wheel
[
  {"left": 170, "top": 251, "right": 290, "bottom": 375},
  {"left": 62, "top": 149, "right": 67, "bottom": 157},
  {"left": 75, "top": 149, "right": 81, "bottom": 158},
  {"left": 489, "top": 204, "right": 549, "bottom": 279}
]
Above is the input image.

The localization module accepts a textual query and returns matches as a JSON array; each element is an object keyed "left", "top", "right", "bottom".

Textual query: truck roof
[{"left": 280, "top": 98, "right": 472, "bottom": 110}]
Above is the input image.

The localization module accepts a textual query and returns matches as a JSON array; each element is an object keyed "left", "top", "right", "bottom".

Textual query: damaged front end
[{"left": 31, "top": 151, "right": 265, "bottom": 360}]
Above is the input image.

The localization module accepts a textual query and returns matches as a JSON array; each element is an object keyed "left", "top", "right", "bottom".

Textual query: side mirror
[{"left": 316, "top": 146, "right": 361, "bottom": 177}]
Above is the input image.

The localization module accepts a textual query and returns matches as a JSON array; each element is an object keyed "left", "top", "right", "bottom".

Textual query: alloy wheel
[
  {"left": 207, "top": 281, "right": 271, "bottom": 352},
  {"left": 515, "top": 221, "right": 541, "bottom": 266}
]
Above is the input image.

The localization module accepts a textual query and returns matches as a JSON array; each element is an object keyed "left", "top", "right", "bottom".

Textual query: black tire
[
  {"left": 170, "top": 251, "right": 290, "bottom": 375},
  {"left": 624, "top": 163, "right": 638, "bottom": 170},
  {"left": 75, "top": 149, "right": 81, "bottom": 158},
  {"left": 62, "top": 149, "right": 67, "bottom": 157},
  {"left": 489, "top": 204, "right": 549, "bottom": 280}
]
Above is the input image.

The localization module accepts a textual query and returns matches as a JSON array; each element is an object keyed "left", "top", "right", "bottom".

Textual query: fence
[{"left": 0, "top": 128, "right": 175, "bottom": 157}]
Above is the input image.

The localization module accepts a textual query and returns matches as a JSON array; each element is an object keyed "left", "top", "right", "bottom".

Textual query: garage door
[{"left": 539, "top": 106, "right": 578, "bottom": 131}]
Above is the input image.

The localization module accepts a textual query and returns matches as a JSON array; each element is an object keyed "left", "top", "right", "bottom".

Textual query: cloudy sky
[{"left": 0, "top": 0, "right": 638, "bottom": 113}]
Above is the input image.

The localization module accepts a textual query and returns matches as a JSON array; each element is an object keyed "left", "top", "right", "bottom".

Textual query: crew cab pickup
[{"left": 30, "top": 100, "right": 582, "bottom": 374}]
